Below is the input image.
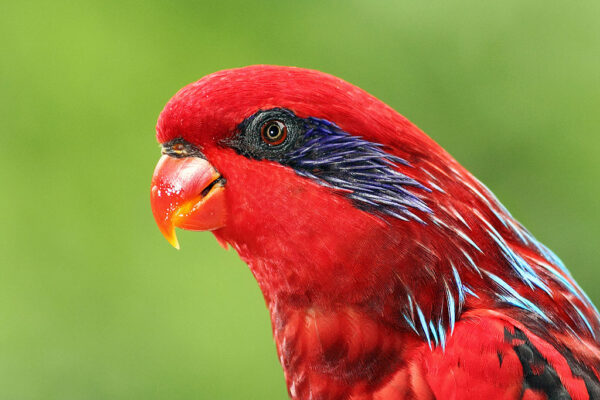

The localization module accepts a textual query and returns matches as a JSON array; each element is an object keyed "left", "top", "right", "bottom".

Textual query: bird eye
[{"left": 260, "top": 120, "right": 287, "bottom": 145}]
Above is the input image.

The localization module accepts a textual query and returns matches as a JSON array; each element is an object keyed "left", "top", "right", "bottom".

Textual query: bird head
[
  {"left": 150, "top": 65, "right": 450, "bottom": 301},
  {"left": 150, "top": 65, "right": 597, "bottom": 344}
]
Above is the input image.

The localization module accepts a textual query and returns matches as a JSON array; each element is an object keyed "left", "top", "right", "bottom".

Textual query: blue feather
[
  {"left": 416, "top": 306, "right": 432, "bottom": 350},
  {"left": 484, "top": 270, "right": 551, "bottom": 323},
  {"left": 285, "top": 117, "right": 432, "bottom": 222}
]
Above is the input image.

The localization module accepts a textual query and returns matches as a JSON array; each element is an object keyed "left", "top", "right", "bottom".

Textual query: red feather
[{"left": 153, "top": 66, "right": 600, "bottom": 399}]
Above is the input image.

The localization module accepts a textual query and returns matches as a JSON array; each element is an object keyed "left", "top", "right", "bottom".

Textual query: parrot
[{"left": 149, "top": 65, "right": 600, "bottom": 399}]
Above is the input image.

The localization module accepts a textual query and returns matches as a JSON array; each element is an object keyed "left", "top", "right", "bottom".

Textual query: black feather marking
[
  {"left": 504, "top": 327, "right": 571, "bottom": 400},
  {"left": 562, "top": 348, "right": 600, "bottom": 400}
]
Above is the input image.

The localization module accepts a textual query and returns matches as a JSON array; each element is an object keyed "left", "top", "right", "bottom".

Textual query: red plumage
[{"left": 151, "top": 65, "right": 600, "bottom": 399}]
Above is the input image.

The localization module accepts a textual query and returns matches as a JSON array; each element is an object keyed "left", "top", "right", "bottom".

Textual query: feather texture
[{"left": 154, "top": 65, "right": 600, "bottom": 399}]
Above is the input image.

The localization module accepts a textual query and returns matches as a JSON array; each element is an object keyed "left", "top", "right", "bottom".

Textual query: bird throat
[{"left": 268, "top": 300, "right": 424, "bottom": 399}]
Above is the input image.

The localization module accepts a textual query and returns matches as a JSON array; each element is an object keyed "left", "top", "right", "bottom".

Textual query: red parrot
[{"left": 150, "top": 65, "right": 600, "bottom": 399}]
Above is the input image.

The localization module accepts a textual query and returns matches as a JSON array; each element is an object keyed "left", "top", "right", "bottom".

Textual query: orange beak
[{"left": 150, "top": 155, "right": 226, "bottom": 249}]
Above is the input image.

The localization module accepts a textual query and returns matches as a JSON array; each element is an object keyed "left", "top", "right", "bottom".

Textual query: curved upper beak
[{"left": 150, "top": 155, "right": 226, "bottom": 249}]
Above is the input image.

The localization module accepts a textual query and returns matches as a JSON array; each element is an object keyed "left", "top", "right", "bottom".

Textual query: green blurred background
[{"left": 1, "top": 0, "right": 599, "bottom": 398}]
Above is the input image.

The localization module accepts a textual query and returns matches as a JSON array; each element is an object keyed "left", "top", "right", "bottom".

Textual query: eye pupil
[
  {"left": 267, "top": 125, "right": 280, "bottom": 138},
  {"left": 261, "top": 120, "right": 287, "bottom": 145}
]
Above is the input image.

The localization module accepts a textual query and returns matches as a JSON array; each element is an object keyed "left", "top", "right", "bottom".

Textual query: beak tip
[
  {"left": 158, "top": 223, "right": 181, "bottom": 250},
  {"left": 169, "top": 236, "right": 181, "bottom": 250}
]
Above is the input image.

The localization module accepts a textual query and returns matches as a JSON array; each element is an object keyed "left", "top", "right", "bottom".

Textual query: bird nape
[{"left": 149, "top": 65, "right": 600, "bottom": 400}]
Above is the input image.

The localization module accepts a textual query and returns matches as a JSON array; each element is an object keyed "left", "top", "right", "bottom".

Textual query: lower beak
[{"left": 150, "top": 155, "right": 226, "bottom": 249}]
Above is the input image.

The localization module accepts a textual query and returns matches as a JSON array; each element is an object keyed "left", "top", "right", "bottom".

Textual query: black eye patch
[
  {"left": 226, "top": 108, "right": 431, "bottom": 223},
  {"left": 226, "top": 108, "right": 302, "bottom": 160}
]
